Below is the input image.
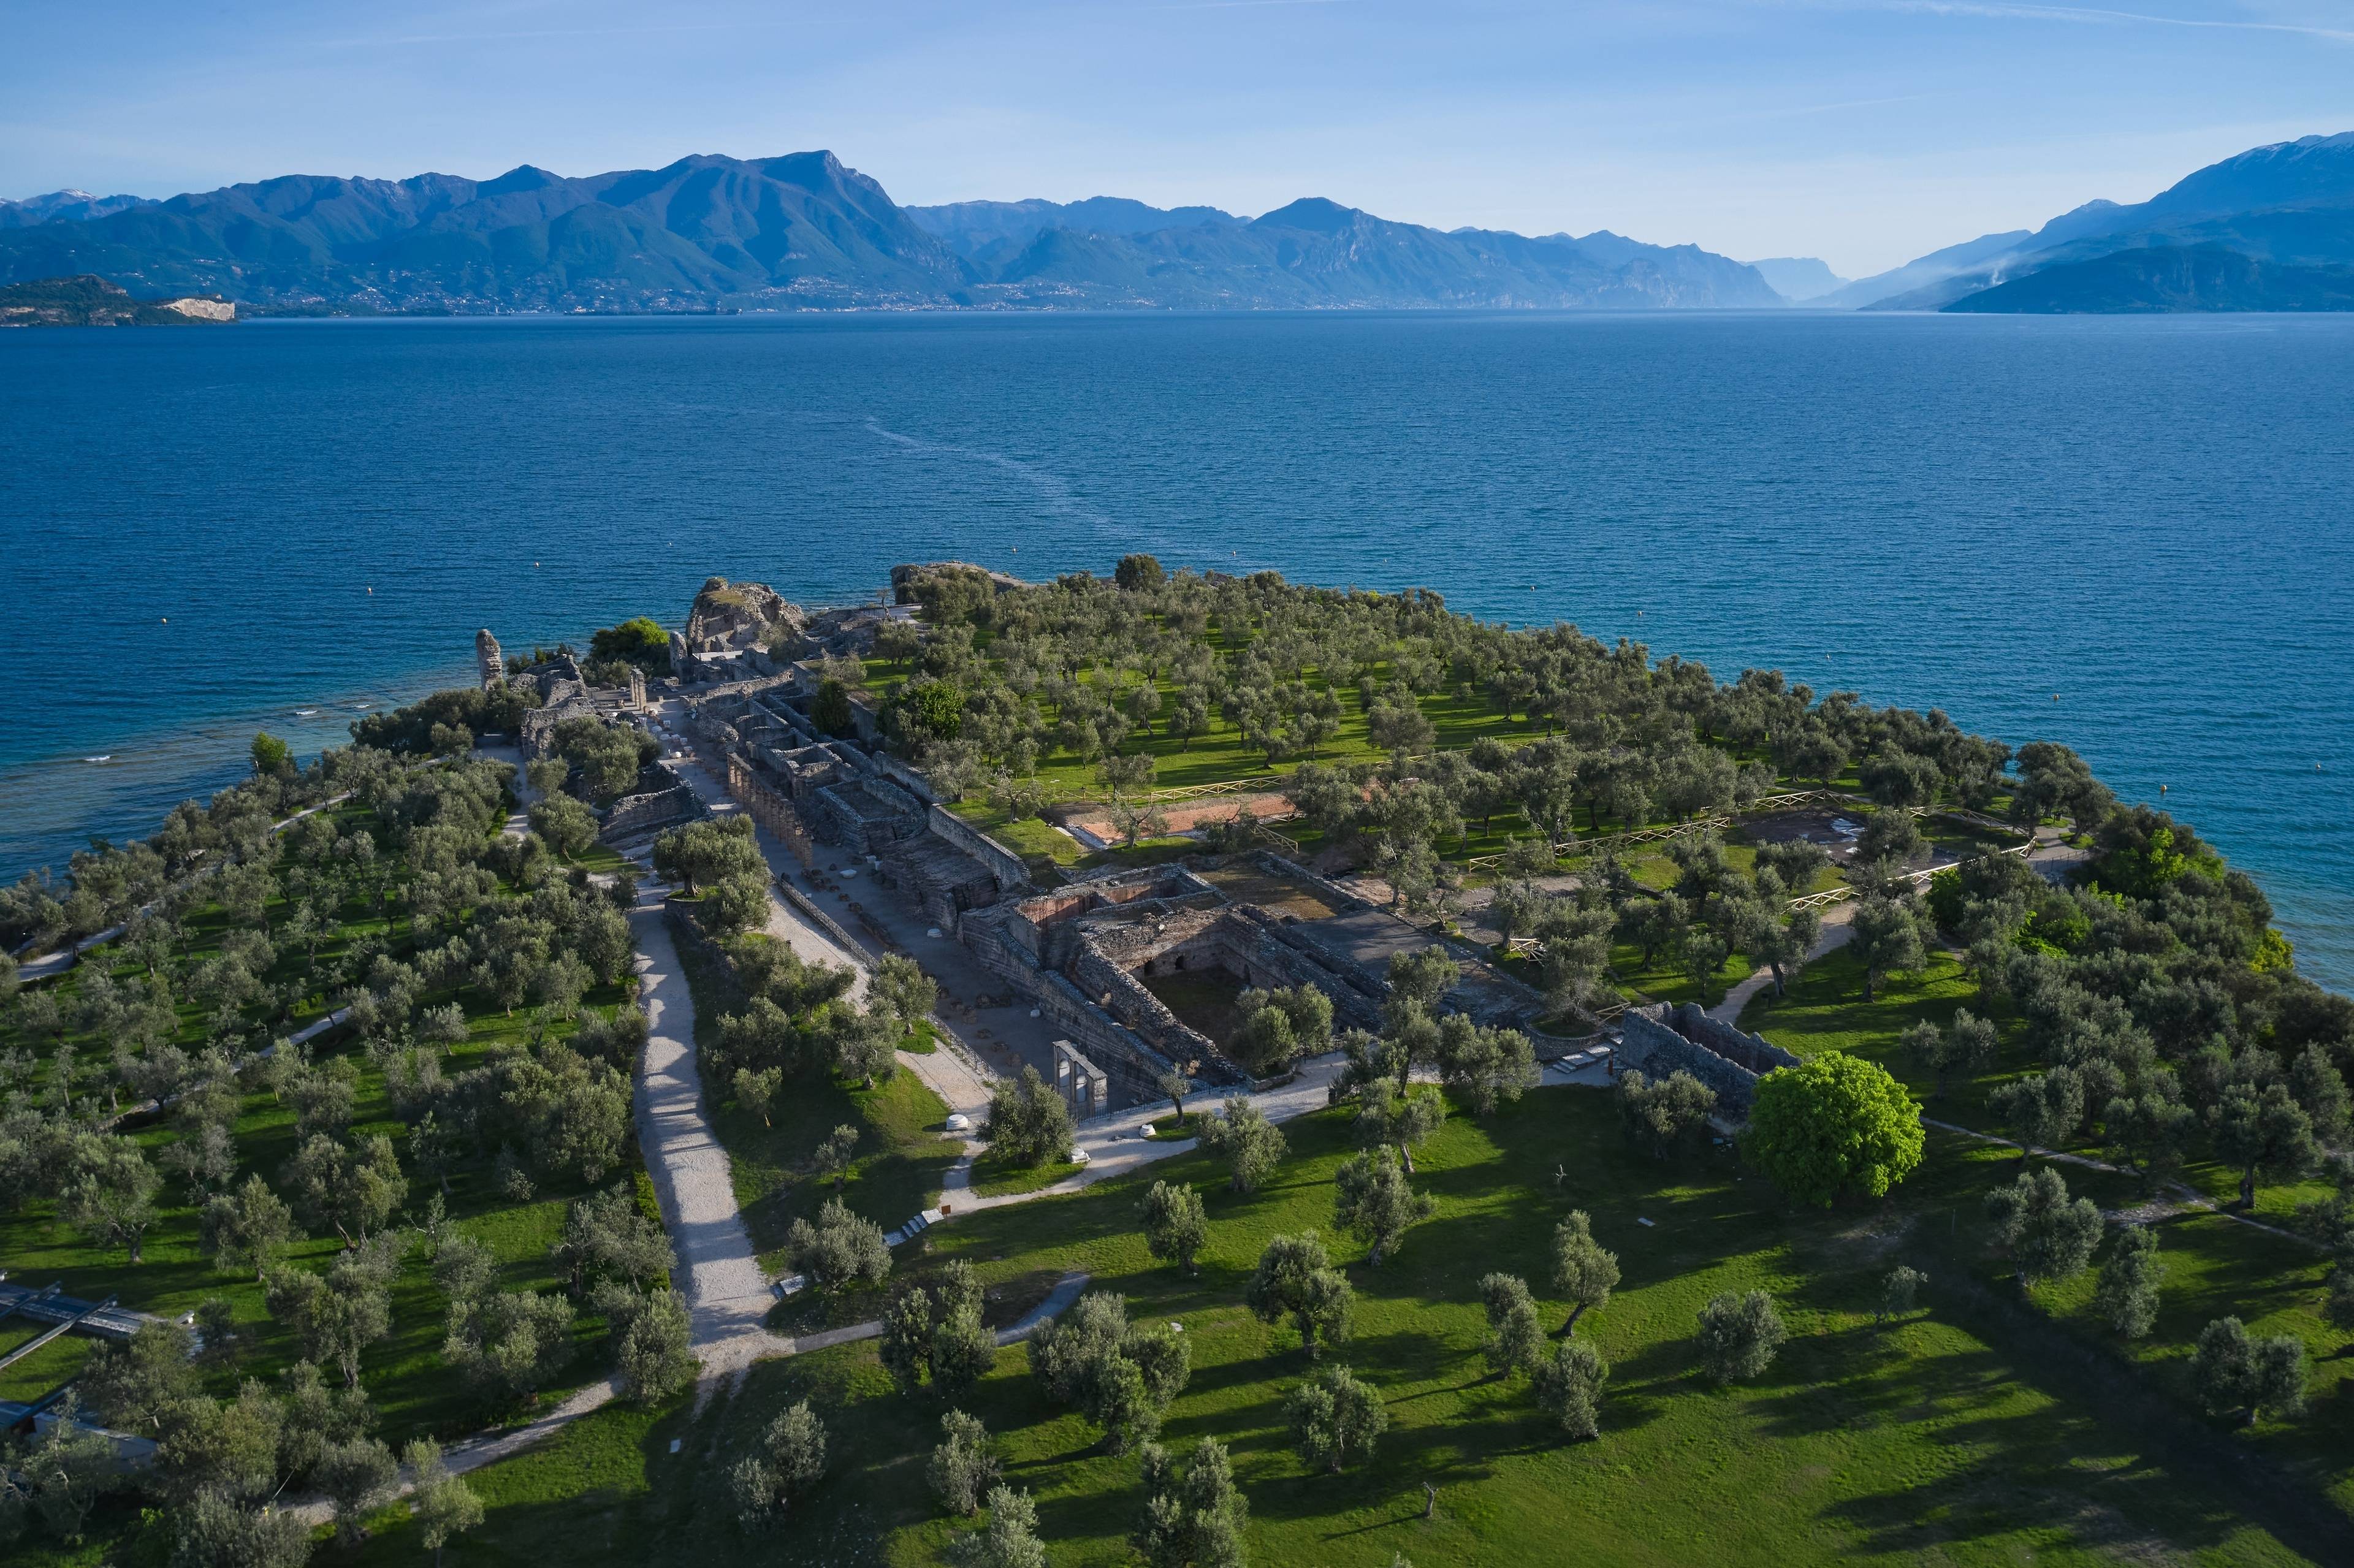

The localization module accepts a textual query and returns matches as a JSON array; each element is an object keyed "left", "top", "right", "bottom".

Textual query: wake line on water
[{"left": 860, "top": 417, "right": 1119, "bottom": 532}]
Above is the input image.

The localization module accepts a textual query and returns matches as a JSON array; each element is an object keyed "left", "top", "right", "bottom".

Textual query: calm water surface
[{"left": 2, "top": 311, "right": 2348, "bottom": 984}]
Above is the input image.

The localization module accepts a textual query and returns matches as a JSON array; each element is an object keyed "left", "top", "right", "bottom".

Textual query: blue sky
[{"left": 4, "top": 1, "right": 2348, "bottom": 275}]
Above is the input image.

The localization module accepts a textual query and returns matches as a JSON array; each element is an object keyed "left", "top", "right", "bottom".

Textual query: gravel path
[{"left": 628, "top": 892, "right": 795, "bottom": 1377}]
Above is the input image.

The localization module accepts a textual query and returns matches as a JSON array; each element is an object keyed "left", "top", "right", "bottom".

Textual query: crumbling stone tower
[{"left": 476, "top": 628, "right": 505, "bottom": 690}]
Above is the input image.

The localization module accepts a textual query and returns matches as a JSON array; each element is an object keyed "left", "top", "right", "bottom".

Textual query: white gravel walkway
[{"left": 628, "top": 892, "right": 794, "bottom": 1376}]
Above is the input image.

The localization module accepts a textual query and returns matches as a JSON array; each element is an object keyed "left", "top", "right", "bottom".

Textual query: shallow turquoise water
[{"left": 2, "top": 311, "right": 2347, "bottom": 984}]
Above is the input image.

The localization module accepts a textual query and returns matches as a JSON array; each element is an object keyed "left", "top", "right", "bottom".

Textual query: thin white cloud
[{"left": 1856, "top": 1, "right": 2354, "bottom": 45}]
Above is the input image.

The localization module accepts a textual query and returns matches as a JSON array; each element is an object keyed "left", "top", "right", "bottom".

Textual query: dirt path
[
  {"left": 1707, "top": 900, "right": 1859, "bottom": 1027},
  {"left": 1919, "top": 1116, "right": 2325, "bottom": 1249}
]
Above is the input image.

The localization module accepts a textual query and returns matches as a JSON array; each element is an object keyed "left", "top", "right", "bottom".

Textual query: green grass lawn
[
  {"left": 340, "top": 1087, "right": 2347, "bottom": 1568},
  {"left": 969, "top": 1150, "right": 1087, "bottom": 1199}
]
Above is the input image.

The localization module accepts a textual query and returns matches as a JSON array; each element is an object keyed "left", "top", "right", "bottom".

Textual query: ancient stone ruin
[
  {"left": 1614, "top": 1002, "right": 1799, "bottom": 1115},
  {"left": 669, "top": 577, "right": 812, "bottom": 683}
]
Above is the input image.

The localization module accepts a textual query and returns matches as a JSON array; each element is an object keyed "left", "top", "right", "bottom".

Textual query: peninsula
[{"left": 2, "top": 557, "right": 2347, "bottom": 1567}]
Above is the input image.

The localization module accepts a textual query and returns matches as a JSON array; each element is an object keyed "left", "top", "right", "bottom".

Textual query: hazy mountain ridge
[
  {"left": 905, "top": 196, "right": 1245, "bottom": 256},
  {"left": 0, "top": 189, "right": 156, "bottom": 228},
  {"left": 1843, "top": 131, "right": 2354, "bottom": 313},
  {"left": 0, "top": 153, "right": 1781, "bottom": 313},
  {"left": 1744, "top": 256, "right": 1848, "bottom": 301},
  {"left": 1940, "top": 242, "right": 2354, "bottom": 313}
]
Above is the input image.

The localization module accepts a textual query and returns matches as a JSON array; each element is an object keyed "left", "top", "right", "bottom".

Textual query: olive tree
[
  {"left": 1550, "top": 1210, "right": 1621, "bottom": 1335},
  {"left": 1286, "top": 1363, "right": 1387, "bottom": 1472},
  {"left": 1530, "top": 1338, "right": 1610, "bottom": 1439},
  {"left": 731, "top": 1401, "right": 829, "bottom": 1526},
  {"left": 1245, "top": 1231, "right": 1354, "bottom": 1357},
  {"left": 1197, "top": 1097, "right": 1287, "bottom": 1192},
  {"left": 929, "top": 1409, "right": 1002, "bottom": 1517},
  {"left": 2093, "top": 1225, "right": 2165, "bottom": 1338},
  {"left": 1140, "top": 1179, "right": 1209, "bottom": 1273},
  {"left": 1697, "top": 1289, "right": 1787, "bottom": 1383},
  {"left": 1984, "top": 1166, "right": 2103, "bottom": 1287}
]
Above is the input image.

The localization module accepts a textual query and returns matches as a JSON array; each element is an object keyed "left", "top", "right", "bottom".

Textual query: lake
[{"left": 2, "top": 310, "right": 2348, "bottom": 985}]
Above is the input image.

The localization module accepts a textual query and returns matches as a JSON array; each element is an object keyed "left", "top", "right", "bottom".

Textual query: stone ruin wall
[
  {"left": 600, "top": 779, "right": 701, "bottom": 843},
  {"left": 928, "top": 805, "right": 1030, "bottom": 894},
  {"left": 1615, "top": 1002, "right": 1796, "bottom": 1117}
]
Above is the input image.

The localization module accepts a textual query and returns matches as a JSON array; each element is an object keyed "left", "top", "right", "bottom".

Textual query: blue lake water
[{"left": 2, "top": 311, "right": 2348, "bottom": 987}]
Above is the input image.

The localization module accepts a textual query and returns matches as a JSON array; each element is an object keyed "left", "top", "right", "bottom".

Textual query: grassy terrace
[{"left": 343, "top": 1085, "right": 2342, "bottom": 1567}]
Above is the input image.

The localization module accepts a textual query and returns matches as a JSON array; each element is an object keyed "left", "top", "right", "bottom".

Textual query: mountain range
[
  {"left": 0, "top": 153, "right": 1781, "bottom": 314},
  {"left": 4, "top": 131, "right": 2350, "bottom": 314},
  {"left": 1828, "top": 131, "right": 2354, "bottom": 312}
]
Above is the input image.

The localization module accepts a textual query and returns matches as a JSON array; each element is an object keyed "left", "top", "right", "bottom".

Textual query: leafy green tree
[
  {"left": 588, "top": 615, "right": 673, "bottom": 672},
  {"left": 1245, "top": 1231, "right": 1354, "bottom": 1357},
  {"left": 1333, "top": 1144, "right": 1435, "bottom": 1265},
  {"left": 812, "top": 679, "right": 856, "bottom": 738},
  {"left": 78, "top": 1320, "right": 200, "bottom": 1435},
  {"left": 1286, "top": 1363, "right": 1387, "bottom": 1472},
  {"left": 1984, "top": 1166, "right": 2103, "bottom": 1287},
  {"left": 1115, "top": 554, "right": 1167, "bottom": 592},
  {"left": 529, "top": 793, "right": 599, "bottom": 860},
  {"left": 1133, "top": 1437, "right": 1249, "bottom": 1568},
  {"left": 984, "top": 1065, "right": 1076, "bottom": 1168},
  {"left": 1550, "top": 1210, "right": 1621, "bottom": 1335},
  {"left": 1140, "top": 1180, "right": 1209, "bottom": 1273},
  {"left": 249, "top": 732, "right": 294, "bottom": 778},
  {"left": 929, "top": 1409, "right": 1002, "bottom": 1517},
  {"left": 2190, "top": 1316, "right": 2307, "bottom": 1425},
  {"left": 880, "top": 1260, "right": 995, "bottom": 1401},
  {"left": 1479, "top": 1273, "right": 1545, "bottom": 1379},
  {"left": 1905, "top": 1008, "right": 1997, "bottom": 1100},
  {"left": 164, "top": 1486, "right": 311, "bottom": 1568},
  {"left": 21, "top": 1393, "right": 121, "bottom": 1543},
  {"left": 652, "top": 815, "right": 765, "bottom": 897},
  {"left": 1197, "top": 1097, "right": 1287, "bottom": 1192},
  {"left": 1697, "top": 1289, "right": 1787, "bottom": 1383},
  {"left": 1745, "top": 1051, "right": 1925, "bottom": 1207},
  {"left": 2093, "top": 1225, "right": 2165, "bottom": 1338},
  {"left": 2106, "top": 1089, "right": 2196, "bottom": 1186},
  {"left": 870, "top": 954, "right": 940, "bottom": 1039},
  {"left": 1530, "top": 1337, "right": 1610, "bottom": 1439},
  {"left": 405, "top": 1436, "right": 487, "bottom": 1568},
  {"left": 950, "top": 1485, "right": 1047, "bottom": 1568},
  {"left": 905, "top": 680, "right": 966, "bottom": 741},
  {"left": 734, "top": 1065, "right": 783, "bottom": 1127},
  {"left": 730, "top": 1401, "right": 829, "bottom": 1526}
]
